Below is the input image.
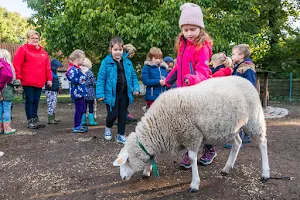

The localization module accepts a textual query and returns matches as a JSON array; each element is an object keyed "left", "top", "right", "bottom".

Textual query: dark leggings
[{"left": 85, "top": 100, "right": 94, "bottom": 113}]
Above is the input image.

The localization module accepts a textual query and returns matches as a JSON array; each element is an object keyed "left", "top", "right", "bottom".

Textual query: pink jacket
[{"left": 165, "top": 37, "right": 212, "bottom": 87}]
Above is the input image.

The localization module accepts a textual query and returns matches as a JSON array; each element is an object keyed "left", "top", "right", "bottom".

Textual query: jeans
[
  {"left": 74, "top": 98, "right": 86, "bottom": 127},
  {"left": 0, "top": 101, "right": 12, "bottom": 122},
  {"left": 106, "top": 92, "right": 129, "bottom": 135},
  {"left": 23, "top": 86, "right": 42, "bottom": 120}
]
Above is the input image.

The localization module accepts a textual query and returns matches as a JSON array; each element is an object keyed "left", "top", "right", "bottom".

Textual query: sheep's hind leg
[
  {"left": 258, "top": 136, "right": 270, "bottom": 182},
  {"left": 187, "top": 150, "right": 200, "bottom": 193},
  {"left": 221, "top": 133, "right": 242, "bottom": 175}
]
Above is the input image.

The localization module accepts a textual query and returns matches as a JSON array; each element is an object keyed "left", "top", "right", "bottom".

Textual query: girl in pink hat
[{"left": 164, "top": 3, "right": 215, "bottom": 169}]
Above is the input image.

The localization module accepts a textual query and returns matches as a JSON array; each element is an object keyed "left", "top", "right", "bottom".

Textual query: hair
[
  {"left": 211, "top": 53, "right": 233, "bottom": 68},
  {"left": 82, "top": 58, "right": 92, "bottom": 69},
  {"left": 0, "top": 49, "right": 15, "bottom": 78},
  {"left": 26, "top": 30, "right": 40, "bottom": 39},
  {"left": 69, "top": 49, "right": 85, "bottom": 62},
  {"left": 232, "top": 44, "right": 251, "bottom": 59},
  {"left": 175, "top": 28, "right": 213, "bottom": 53},
  {"left": 109, "top": 37, "right": 123, "bottom": 49},
  {"left": 124, "top": 44, "right": 136, "bottom": 54},
  {"left": 146, "top": 47, "right": 163, "bottom": 61}
]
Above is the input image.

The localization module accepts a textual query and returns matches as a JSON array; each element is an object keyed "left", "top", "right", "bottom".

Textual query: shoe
[
  {"left": 53, "top": 113, "right": 60, "bottom": 122},
  {"left": 81, "top": 114, "right": 87, "bottom": 126},
  {"left": 82, "top": 125, "right": 88, "bottom": 132},
  {"left": 88, "top": 113, "right": 98, "bottom": 126},
  {"left": 117, "top": 134, "right": 127, "bottom": 144},
  {"left": 199, "top": 145, "right": 217, "bottom": 166},
  {"left": 27, "top": 118, "right": 38, "bottom": 129},
  {"left": 48, "top": 114, "right": 58, "bottom": 124},
  {"left": 242, "top": 134, "right": 252, "bottom": 144},
  {"left": 104, "top": 127, "right": 112, "bottom": 140},
  {"left": 3, "top": 121, "right": 16, "bottom": 134},
  {"left": 126, "top": 114, "right": 138, "bottom": 123},
  {"left": 224, "top": 143, "right": 243, "bottom": 149},
  {"left": 73, "top": 125, "right": 86, "bottom": 133},
  {"left": 180, "top": 152, "right": 192, "bottom": 170},
  {"left": 33, "top": 117, "right": 45, "bottom": 128},
  {"left": 0, "top": 121, "right": 3, "bottom": 134}
]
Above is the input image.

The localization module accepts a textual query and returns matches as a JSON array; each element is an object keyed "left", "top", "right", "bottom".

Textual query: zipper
[
  {"left": 180, "top": 41, "right": 187, "bottom": 86},
  {"left": 189, "top": 61, "right": 194, "bottom": 75},
  {"left": 151, "top": 87, "right": 153, "bottom": 96}
]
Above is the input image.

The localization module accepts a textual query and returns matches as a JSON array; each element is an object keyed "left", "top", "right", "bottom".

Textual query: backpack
[{"left": 0, "top": 58, "right": 13, "bottom": 91}]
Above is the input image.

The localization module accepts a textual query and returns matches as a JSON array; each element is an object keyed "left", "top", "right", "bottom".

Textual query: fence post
[{"left": 289, "top": 72, "right": 293, "bottom": 102}]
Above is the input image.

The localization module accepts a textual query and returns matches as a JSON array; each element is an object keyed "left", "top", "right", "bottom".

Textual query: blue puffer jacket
[
  {"left": 96, "top": 54, "right": 140, "bottom": 108},
  {"left": 142, "top": 61, "right": 168, "bottom": 101}
]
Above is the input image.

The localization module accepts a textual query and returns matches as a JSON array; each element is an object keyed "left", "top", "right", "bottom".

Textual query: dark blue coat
[
  {"left": 232, "top": 58, "right": 256, "bottom": 86},
  {"left": 45, "top": 59, "right": 62, "bottom": 91},
  {"left": 142, "top": 61, "right": 168, "bottom": 101}
]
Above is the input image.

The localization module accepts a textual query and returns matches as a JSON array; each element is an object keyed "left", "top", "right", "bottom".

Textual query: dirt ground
[{"left": 0, "top": 97, "right": 299, "bottom": 200}]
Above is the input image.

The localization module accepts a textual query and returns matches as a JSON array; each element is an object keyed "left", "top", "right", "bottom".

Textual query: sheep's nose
[{"left": 122, "top": 176, "right": 127, "bottom": 180}]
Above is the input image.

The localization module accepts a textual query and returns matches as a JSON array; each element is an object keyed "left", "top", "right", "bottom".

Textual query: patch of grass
[{"left": 13, "top": 94, "right": 72, "bottom": 103}]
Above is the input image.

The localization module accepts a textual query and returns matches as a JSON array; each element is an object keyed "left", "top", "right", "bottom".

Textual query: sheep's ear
[{"left": 113, "top": 147, "right": 129, "bottom": 166}]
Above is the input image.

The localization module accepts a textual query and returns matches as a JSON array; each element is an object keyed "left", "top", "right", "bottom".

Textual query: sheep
[{"left": 113, "top": 76, "right": 270, "bottom": 193}]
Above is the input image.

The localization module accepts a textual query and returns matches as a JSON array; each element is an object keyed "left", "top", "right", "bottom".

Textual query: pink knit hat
[{"left": 179, "top": 3, "right": 204, "bottom": 28}]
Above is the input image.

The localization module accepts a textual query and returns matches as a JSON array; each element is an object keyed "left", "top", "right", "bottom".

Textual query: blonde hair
[
  {"left": 26, "top": 30, "right": 40, "bottom": 39},
  {"left": 0, "top": 49, "right": 15, "bottom": 78},
  {"left": 211, "top": 53, "right": 233, "bottom": 68},
  {"left": 232, "top": 44, "right": 251, "bottom": 59},
  {"left": 69, "top": 49, "right": 85, "bottom": 62},
  {"left": 82, "top": 58, "right": 92, "bottom": 69},
  {"left": 124, "top": 44, "right": 136, "bottom": 54},
  {"left": 146, "top": 47, "right": 163, "bottom": 61},
  {"left": 175, "top": 28, "right": 213, "bottom": 53}
]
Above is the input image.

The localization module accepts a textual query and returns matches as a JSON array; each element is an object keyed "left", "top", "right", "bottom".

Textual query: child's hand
[
  {"left": 133, "top": 91, "right": 139, "bottom": 96},
  {"left": 160, "top": 80, "right": 166, "bottom": 86},
  {"left": 97, "top": 98, "right": 104, "bottom": 102},
  {"left": 47, "top": 81, "right": 52, "bottom": 87},
  {"left": 184, "top": 78, "right": 190, "bottom": 85}
]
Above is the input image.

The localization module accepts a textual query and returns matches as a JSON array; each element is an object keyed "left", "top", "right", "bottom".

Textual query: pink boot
[
  {"left": 3, "top": 121, "right": 16, "bottom": 134},
  {"left": 0, "top": 122, "right": 3, "bottom": 134}
]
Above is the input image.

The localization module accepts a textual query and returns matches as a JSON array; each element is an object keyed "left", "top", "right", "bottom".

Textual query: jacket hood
[
  {"left": 236, "top": 58, "right": 255, "bottom": 74},
  {"left": 51, "top": 59, "right": 63, "bottom": 73},
  {"left": 144, "top": 60, "right": 168, "bottom": 69}
]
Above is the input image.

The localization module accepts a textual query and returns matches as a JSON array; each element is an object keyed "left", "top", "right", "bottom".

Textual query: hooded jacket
[
  {"left": 13, "top": 43, "right": 52, "bottom": 88},
  {"left": 45, "top": 59, "right": 62, "bottom": 91},
  {"left": 232, "top": 58, "right": 256, "bottom": 86},
  {"left": 142, "top": 61, "right": 169, "bottom": 101},
  {"left": 209, "top": 64, "right": 232, "bottom": 78},
  {"left": 165, "top": 37, "right": 212, "bottom": 87}
]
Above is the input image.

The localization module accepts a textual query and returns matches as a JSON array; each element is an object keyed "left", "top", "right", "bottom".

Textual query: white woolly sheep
[{"left": 113, "top": 76, "right": 270, "bottom": 193}]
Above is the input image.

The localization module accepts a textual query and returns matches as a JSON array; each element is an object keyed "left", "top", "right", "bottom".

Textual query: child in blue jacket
[
  {"left": 96, "top": 37, "right": 140, "bottom": 144},
  {"left": 66, "top": 50, "right": 87, "bottom": 133},
  {"left": 142, "top": 47, "right": 169, "bottom": 109}
]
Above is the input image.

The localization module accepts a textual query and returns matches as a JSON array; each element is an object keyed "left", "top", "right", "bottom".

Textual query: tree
[{"left": 0, "top": 7, "right": 30, "bottom": 44}]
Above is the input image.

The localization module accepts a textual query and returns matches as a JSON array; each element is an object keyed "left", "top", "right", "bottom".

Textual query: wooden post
[{"left": 262, "top": 72, "right": 269, "bottom": 108}]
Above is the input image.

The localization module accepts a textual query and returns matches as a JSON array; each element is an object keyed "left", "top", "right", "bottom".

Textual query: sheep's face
[{"left": 113, "top": 147, "right": 135, "bottom": 180}]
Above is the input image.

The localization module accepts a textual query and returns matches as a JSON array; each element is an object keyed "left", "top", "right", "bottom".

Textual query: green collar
[{"left": 136, "top": 136, "right": 159, "bottom": 177}]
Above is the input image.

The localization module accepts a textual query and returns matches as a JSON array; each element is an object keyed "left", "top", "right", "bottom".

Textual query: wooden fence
[{"left": 0, "top": 43, "right": 22, "bottom": 56}]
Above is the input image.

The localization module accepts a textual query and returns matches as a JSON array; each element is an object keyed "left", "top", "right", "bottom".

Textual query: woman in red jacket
[{"left": 13, "top": 30, "right": 52, "bottom": 129}]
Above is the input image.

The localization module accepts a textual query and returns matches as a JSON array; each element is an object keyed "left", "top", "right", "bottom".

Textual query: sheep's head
[{"left": 113, "top": 147, "right": 135, "bottom": 180}]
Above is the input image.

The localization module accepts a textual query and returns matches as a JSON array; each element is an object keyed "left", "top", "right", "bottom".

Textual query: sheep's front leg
[
  {"left": 259, "top": 137, "right": 270, "bottom": 182},
  {"left": 143, "top": 163, "right": 152, "bottom": 177},
  {"left": 187, "top": 150, "right": 200, "bottom": 193},
  {"left": 222, "top": 133, "right": 242, "bottom": 175}
]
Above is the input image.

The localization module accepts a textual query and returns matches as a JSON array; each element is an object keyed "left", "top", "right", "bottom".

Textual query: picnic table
[{"left": 255, "top": 69, "right": 275, "bottom": 108}]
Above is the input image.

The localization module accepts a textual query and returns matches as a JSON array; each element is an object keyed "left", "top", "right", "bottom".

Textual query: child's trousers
[
  {"left": 0, "top": 101, "right": 12, "bottom": 121},
  {"left": 45, "top": 91, "right": 58, "bottom": 115},
  {"left": 85, "top": 99, "right": 94, "bottom": 114},
  {"left": 105, "top": 92, "right": 129, "bottom": 135},
  {"left": 74, "top": 98, "right": 86, "bottom": 127}
]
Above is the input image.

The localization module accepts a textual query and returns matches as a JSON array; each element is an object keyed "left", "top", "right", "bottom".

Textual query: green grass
[{"left": 13, "top": 94, "right": 72, "bottom": 103}]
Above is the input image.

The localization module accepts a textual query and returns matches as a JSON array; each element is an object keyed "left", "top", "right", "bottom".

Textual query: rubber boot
[
  {"left": 88, "top": 113, "right": 98, "bottom": 126},
  {"left": 3, "top": 121, "right": 16, "bottom": 134},
  {"left": 53, "top": 113, "right": 60, "bottom": 122},
  {"left": 81, "top": 114, "right": 87, "bottom": 126},
  {"left": 48, "top": 114, "right": 58, "bottom": 124}
]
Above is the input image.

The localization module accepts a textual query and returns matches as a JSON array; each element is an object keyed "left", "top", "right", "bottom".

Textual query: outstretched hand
[{"left": 97, "top": 98, "right": 104, "bottom": 102}]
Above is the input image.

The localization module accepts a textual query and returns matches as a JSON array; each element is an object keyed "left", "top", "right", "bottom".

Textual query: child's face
[
  {"left": 74, "top": 55, "right": 85, "bottom": 66},
  {"left": 167, "top": 62, "right": 174, "bottom": 68},
  {"left": 232, "top": 48, "right": 244, "bottom": 64},
  {"left": 182, "top": 25, "right": 201, "bottom": 42},
  {"left": 151, "top": 57, "right": 162, "bottom": 65},
  {"left": 111, "top": 44, "right": 123, "bottom": 61}
]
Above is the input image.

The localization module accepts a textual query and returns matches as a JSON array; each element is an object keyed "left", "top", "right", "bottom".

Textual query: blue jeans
[
  {"left": 0, "top": 101, "right": 12, "bottom": 122},
  {"left": 23, "top": 86, "right": 42, "bottom": 120}
]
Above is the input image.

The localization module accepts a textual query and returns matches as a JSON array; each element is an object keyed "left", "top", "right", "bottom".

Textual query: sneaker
[
  {"left": 242, "top": 134, "right": 252, "bottom": 144},
  {"left": 117, "top": 134, "right": 127, "bottom": 144},
  {"left": 224, "top": 143, "right": 243, "bottom": 149},
  {"left": 104, "top": 127, "right": 112, "bottom": 140},
  {"left": 33, "top": 117, "right": 45, "bottom": 128},
  {"left": 73, "top": 126, "right": 86, "bottom": 133},
  {"left": 199, "top": 146, "right": 217, "bottom": 166},
  {"left": 126, "top": 114, "right": 138, "bottom": 123},
  {"left": 27, "top": 118, "right": 38, "bottom": 129},
  {"left": 180, "top": 152, "right": 192, "bottom": 170},
  {"left": 82, "top": 125, "right": 88, "bottom": 133}
]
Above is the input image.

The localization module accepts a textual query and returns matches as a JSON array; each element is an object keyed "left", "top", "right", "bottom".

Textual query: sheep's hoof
[
  {"left": 261, "top": 177, "right": 270, "bottom": 183},
  {"left": 220, "top": 171, "right": 229, "bottom": 176},
  {"left": 187, "top": 187, "right": 198, "bottom": 193}
]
